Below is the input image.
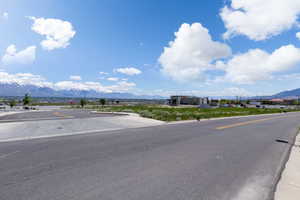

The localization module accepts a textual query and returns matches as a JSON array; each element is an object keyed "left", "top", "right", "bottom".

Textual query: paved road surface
[
  {"left": 0, "top": 112, "right": 299, "bottom": 200},
  {"left": 0, "top": 109, "right": 120, "bottom": 123}
]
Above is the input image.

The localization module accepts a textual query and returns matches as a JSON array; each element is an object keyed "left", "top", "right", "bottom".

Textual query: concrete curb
[
  {"left": 267, "top": 130, "right": 299, "bottom": 200},
  {"left": 274, "top": 131, "right": 300, "bottom": 200}
]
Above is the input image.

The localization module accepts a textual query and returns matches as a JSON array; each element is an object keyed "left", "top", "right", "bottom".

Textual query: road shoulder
[{"left": 275, "top": 133, "right": 300, "bottom": 199}]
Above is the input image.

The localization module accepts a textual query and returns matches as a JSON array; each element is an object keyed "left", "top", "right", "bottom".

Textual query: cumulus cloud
[
  {"left": 54, "top": 80, "right": 135, "bottom": 92},
  {"left": 296, "top": 32, "right": 300, "bottom": 40},
  {"left": 57, "top": 80, "right": 135, "bottom": 92},
  {"left": 107, "top": 77, "right": 119, "bottom": 81},
  {"left": 216, "top": 45, "right": 300, "bottom": 84},
  {"left": 54, "top": 80, "right": 136, "bottom": 93},
  {"left": 54, "top": 81, "right": 110, "bottom": 92},
  {"left": 0, "top": 71, "right": 136, "bottom": 93},
  {"left": 2, "top": 12, "right": 8, "bottom": 19},
  {"left": 0, "top": 72, "right": 52, "bottom": 87},
  {"left": 99, "top": 71, "right": 108, "bottom": 75},
  {"left": 2, "top": 45, "right": 36, "bottom": 65},
  {"left": 69, "top": 75, "right": 81, "bottom": 81},
  {"left": 276, "top": 73, "right": 300, "bottom": 80},
  {"left": 106, "top": 81, "right": 136, "bottom": 92},
  {"left": 29, "top": 17, "right": 76, "bottom": 50},
  {"left": 220, "top": 0, "right": 300, "bottom": 40},
  {"left": 114, "top": 67, "right": 142, "bottom": 75},
  {"left": 134, "top": 87, "right": 253, "bottom": 97},
  {"left": 159, "top": 23, "right": 231, "bottom": 82}
]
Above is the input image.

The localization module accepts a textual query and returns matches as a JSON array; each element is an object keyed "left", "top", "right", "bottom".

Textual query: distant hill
[
  {"left": 272, "top": 88, "right": 300, "bottom": 99},
  {"left": 0, "top": 83, "right": 164, "bottom": 99}
]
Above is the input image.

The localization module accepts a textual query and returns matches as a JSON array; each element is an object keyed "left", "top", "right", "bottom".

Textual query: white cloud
[
  {"left": 276, "top": 73, "right": 300, "bottom": 80},
  {"left": 54, "top": 80, "right": 135, "bottom": 92},
  {"left": 114, "top": 67, "right": 142, "bottom": 75},
  {"left": 2, "top": 12, "right": 8, "bottom": 19},
  {"left": 54, "top": 81, "right": 110, "bottom": 92},
  {"left": 69, "top": 75, "right": 81, "bottom": 81},
  {"left": 296, "top": 32, "right": 300, "bottom": 40},
  {"left": 107, "top": 77, "right": 119, "bottom": 81},
  {"left": 106, "top": 81, "right": 136, "bottom": 92},
  {"left": 159, "top": 23, "right": 231, "bottom": 82},
  {"left": 29, "top": 17, "right": 76, "bottom": 50},
  {"left": 0, "top": 72, "right": 52, "bottom": 87},
  {"left": 54, "top": 80, "right": 135, "bottom": 93},
  {"left": 2, "top": 45, "right": 36, "bottom": 65},
  {"left": 0, "top": 71, "right": 136, "bottom": 93},
  {"left": 99, "top": 71, "right": 108, "bottom": 75},
  {"left": 134, "top": 87, "right": 253, "bottom": 97},
  {"left": 220, "top": 0, "right": 300, "bottom": 41},
  {"left": 216, "top": 45, "right": 300, "bottom": 84}
]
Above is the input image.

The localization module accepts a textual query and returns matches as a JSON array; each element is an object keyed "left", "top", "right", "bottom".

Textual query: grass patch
[{"left": 89, "top": 105, "right": 300, "bottom": 122}]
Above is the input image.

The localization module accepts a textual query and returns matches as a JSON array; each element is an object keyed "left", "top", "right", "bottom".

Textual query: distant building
[
  {"left": 169, "top": 96, "right": 209, "bottom": 106},
  {"left": 270, "top": 98, "right": 284, "bottom": 103}
]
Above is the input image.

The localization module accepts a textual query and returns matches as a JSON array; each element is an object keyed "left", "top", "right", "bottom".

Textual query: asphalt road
[
  {"left": 0, "top": 109, "right": 120, "bottom": 123},
  {"left": 0, "top": 112, "right": 299, "bottom": 200}
]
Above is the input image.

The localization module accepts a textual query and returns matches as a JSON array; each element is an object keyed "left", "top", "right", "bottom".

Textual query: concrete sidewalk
[{"left": 275, "top": 133, "right": 300, "bottom": 199}]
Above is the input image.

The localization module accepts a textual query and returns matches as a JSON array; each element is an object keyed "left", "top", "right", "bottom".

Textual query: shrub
[
  {"left": 176, "top": 117, "right": 182, "bottom": 121},
  {"left": 139, "top": 110, "right": 154, "bottom": 118}
]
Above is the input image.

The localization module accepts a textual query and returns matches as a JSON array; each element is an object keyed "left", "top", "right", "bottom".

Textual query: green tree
[
  {"left": 80, "top": 99, "right": 87, "bottom": 108},
  {"left": 23, "top": 94, "right": 31, "bottom": 106},
  {"left": 9, "top": 99, "right": 16, "bottom": 108},
  {"left": 99, "top": 98, "right": 106, "bottom": 107},
  {"left": 220, "top": 99, "right": 228, "bottom": 104},
  {"left": 292, "top": 100, "right": 299, "bottom": 105}
]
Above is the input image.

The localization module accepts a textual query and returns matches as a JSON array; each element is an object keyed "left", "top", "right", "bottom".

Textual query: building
[
  {"left": 268, "top": 98, "right": 285, "bottom": 104},
  {"left": 169, "top": 96, "right": 209, "bottom": 106}
]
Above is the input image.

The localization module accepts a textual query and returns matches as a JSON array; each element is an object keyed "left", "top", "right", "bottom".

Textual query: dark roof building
[{"left": 169, "top": 96, "right": 209, "bottom": 106}]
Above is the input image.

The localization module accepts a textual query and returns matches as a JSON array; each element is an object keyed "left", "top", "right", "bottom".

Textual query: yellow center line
[{"left": 216, "top": 116, "right": 284, "bottom": 130}]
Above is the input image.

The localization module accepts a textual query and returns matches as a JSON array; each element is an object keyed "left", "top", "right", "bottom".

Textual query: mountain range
[
  {"left": 1, "top": 83, "right": 300, "bottom": 99},
  {"left": 0, "top": 83, "right": 164, "bottom": 99},
  {"left": 272, "top": 88, "right": 300, "bottom": 99}
]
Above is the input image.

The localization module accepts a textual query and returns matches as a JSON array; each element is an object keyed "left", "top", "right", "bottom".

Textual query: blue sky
[{"left": 1, "top": 0, "right": 300, "bottom": 97}]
